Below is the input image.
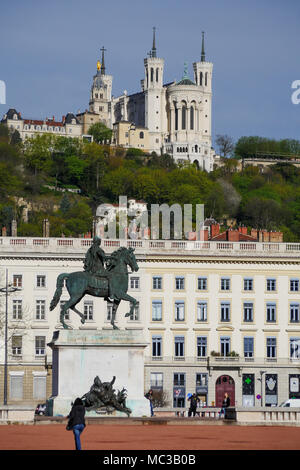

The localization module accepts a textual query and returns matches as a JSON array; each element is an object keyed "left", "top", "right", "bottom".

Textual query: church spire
[
  {"left": 151, "top": 27, "right": 157, "bottom": 58},
  {"left": 100, "top": 46, "right": 106, "bottom": 75},
  {"left": 201, "top": 31, "right": 206, "bottom": 62}
]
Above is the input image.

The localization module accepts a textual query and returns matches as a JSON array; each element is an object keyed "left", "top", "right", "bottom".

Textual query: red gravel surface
[{"left": 0, "top": 424, "right": 300, "bottom": 450}]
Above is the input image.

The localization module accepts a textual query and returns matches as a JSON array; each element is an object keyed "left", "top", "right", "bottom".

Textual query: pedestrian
[
  {"left": 145, "top": 389, "right": 154, "bottom": 417},
  {"left": 188, "top": 393, "right": 199, "bottom": 417},
  {"left": 218, "top": 392, "right": 230, "bottom": 419},
  {"left": 66, "top": 397, "right": 86, "bottom": 450}
]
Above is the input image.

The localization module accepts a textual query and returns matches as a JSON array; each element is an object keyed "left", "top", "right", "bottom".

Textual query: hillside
[{"left": 1, "top": 126, "right": 300, "bottom": 241}]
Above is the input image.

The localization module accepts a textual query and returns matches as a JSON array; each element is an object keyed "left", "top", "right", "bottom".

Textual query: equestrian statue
[{"left": 50, "top": 236, "right": 139, "bottom": 329}]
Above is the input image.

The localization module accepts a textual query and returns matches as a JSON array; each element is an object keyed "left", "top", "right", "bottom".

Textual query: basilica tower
[
  {"left": 89, "top": 47, "right": 113, "bottom": 128},
  {"left": 193, "top": 32, "right": 213, "bottom": 142},
  {"left": 143, "top": 28, "right": 167, "bottom": 153}
]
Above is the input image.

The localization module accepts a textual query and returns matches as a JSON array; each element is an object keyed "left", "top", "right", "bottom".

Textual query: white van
[{"left": 279, "top": 399, "right": 300, "bottom": 407}]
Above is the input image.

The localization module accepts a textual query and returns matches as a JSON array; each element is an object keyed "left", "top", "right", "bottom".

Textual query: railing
[
  {"left": 145, "top": 356, "right": 300, "bottom": 366},
  {"left": 0, "top": 237, "right": 300, "bottom": 258}
]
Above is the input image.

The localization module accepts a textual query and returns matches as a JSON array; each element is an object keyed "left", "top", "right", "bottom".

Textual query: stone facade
[{"left": 0, "top": 237, "right": 300, "bottom": 410}]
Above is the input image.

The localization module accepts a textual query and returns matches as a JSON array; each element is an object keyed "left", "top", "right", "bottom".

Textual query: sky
[{"left": 1, "top": 0, "right": 299, "bottom": 145}]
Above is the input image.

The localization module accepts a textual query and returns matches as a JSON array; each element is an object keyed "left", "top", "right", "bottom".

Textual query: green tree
[{"left": 88, "top": 122, "right": 113, "bottom": 144}]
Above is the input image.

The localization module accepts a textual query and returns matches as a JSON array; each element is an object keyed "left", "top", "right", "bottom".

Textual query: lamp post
[
  {"left": 0, "top": 269, "right": 21, "bottom": 405},
  {"left": 258, "top": 370, "right": 267, "bottom": 407}
]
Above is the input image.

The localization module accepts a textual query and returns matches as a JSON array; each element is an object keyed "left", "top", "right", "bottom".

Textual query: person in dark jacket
[
  {"left": 145, "top": 389, "right": 154, "bottom": 417},
  {"left": 218, "top": 392, "right": 230, "bottom": 419},
  {"left": 67, "top": 398, "right": 86, "bottom": 450},
  {"left": 188, "top": 393, "right": 199, "bottom": 417}
]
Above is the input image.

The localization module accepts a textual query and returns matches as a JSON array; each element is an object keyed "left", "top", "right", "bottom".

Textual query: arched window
[
  {"left": 205, "top": 72, "right": 208, "bottom": 86},
  {"left": 182, "top": 106, "right": 186, "bottom": 130},
  {"left": 175, "top": 107, "right": 178, "bottom": 131},
  {"left": 139, "top": 131, "right": 144, "bottom": 139},
  {"left": 156, "top": 68, "right": 159, "bottom": 82},
  {"left": 190, "top": 106, "right": 194, "bottom": 130},
  {"left": 200, "top": 72, "right": 203, "bottom": 86},
  {"left": 151, "top": 68, "right": 154, "bottom": 82}
]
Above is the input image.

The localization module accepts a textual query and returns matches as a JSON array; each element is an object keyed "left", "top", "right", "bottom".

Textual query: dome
[{"left": 176, "top": 77, "right": 196, "bottom": 86}]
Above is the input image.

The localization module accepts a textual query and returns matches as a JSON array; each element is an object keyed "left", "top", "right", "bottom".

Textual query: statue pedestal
[{"left": 48, "top": 329, "right": 150, "bottom": 418}]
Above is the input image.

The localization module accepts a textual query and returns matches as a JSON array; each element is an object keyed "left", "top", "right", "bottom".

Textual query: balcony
[
  {"left": 145, "top": 356, "right": 300, "bottom": 367},
  {"left": 0, "top": 237, "right": 300, "bottom": 259}
]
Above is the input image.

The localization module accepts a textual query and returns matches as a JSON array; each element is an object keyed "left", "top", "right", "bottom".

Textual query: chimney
[
  {"left": 2, "top": 226, "right": 7, "bottom": 237},
  {"left": 42, "top": 219, "right": 50, "bottom": 238},
  {"left": 199, "top": 228, "right": 208, "bottom": 241},
  {"left": 210, "top": 223, "right": 220, "bottom": 239},
  {"left": 250, "top": 228, "right": 258, "bottom": 240},
  {"left": 11, "top": 219, "right": 17, "bottom": 237},
  {"left": 227, "top": 229, "right": 239, "bottom": 242}
]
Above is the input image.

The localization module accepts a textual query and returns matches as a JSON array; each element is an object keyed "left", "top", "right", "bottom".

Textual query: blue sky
[{"left": 1, "top": 0, "right": 299, "bottom": 145}]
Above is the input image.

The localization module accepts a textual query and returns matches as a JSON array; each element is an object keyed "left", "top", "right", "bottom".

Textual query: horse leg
[
  {"left": 111, "top": 299, "right": 120, "bottom": 330},
  {"left": 62, "top": 294, "right": 85, "bottom": 327},
  {"left": 119, "top": 293, "right": 137, "bottom": 318},
  {"left": 71, "top": 302, "right": 85, "bottom": 324}
]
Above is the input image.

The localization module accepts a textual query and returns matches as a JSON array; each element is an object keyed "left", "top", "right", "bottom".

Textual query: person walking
[
  {"left": 188, "top": 393, "right": 199, "bottom": 417},
  {"left": 66, "top": 398, "right": 86, "bottom": 450},
  {"left": 218, "top": 392, "right": 230, "bottom": 419},
  {"left": 145, "top": 389, "right": 154, "bottom": 417}
]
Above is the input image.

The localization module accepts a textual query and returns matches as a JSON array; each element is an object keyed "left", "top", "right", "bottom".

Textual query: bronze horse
[{"left": 50, "top": 247, "right": 139, "bottom": 329}]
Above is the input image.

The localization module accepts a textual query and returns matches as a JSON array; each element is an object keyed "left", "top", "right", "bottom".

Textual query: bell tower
[
  {"left": 143, "top": 28, "right": 166, "bottom": 152},
  {"left": 193, "top": 32, "right": 213, "bottom": 141},
  {"left": 89, "top": 47, "right": 113, "bottom": 128}
]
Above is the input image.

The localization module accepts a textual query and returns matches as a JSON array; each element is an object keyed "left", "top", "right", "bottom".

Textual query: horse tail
[{"left": 50, "top": 273, "right": 69, "bottom": 310}]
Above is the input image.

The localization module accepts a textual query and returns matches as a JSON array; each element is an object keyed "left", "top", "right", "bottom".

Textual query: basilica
[{"left": 86, "top": 29, "right": 217, "bottom": 170}]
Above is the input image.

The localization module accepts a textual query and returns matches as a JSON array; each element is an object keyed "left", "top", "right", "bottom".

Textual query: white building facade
[{"left": 0, "top": 237, "right": 300, "bottom": 410}]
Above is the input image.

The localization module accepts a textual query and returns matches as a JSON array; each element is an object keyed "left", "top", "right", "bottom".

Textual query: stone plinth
[{"left": 48, "top": 329, "right": 150, "bottom": 418}]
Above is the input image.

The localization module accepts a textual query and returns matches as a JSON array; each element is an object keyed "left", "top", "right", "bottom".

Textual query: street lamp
[
  {"left": 258, "top": 370, "right": 267, "bottom": 407},
  {"left": 0, "top": 269, "right": 21, "bottom": 405}
]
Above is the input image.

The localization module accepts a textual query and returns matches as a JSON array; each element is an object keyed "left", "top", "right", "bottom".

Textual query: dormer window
[
  {"left": 13, "top": 114, "right": 18, "bottom": 120},
  {"left": 71, "top": 119, "right": 76, "bottom": 125}
]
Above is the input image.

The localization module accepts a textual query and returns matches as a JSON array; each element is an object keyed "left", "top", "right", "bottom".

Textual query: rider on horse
[{"left": 83, "top": 236, "right": 115, "bottom": 299}]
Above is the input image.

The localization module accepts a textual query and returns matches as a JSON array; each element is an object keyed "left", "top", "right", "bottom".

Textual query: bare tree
[{"left": 215, "top": 134, "right": 235, "bottom": 158}]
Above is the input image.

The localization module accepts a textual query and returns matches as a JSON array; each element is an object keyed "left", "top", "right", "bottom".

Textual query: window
[
  {"left": 107, "top": 301, "right": 113, "bottom": 321},
  {"left": 152, "top": 300, "right": 162, "bottom": 321},
  {"left": 10, "top": 374, "right": 23, "bottom": 399},
  {"left": 220, "top": 302, "right": 230, "bottom": 322},
  {"left": 290, "top": 303, "right": 300, "bottom": 323},
  {"left": 196, "top": 373, "right": 208, "bottom": 387},
  {"left": 139, "top": 131, "right": 144, "bottom": 139},
  {"left": 36, "top": 275, "right": 46, "bottom": 288},
  {"left": 267, "top": 278, "right": 276, "bottom": 291},
  {"left": 129, "top": 301, "right": 139, "bottom": 321},
  {"left": 290, "top": 338, "right": 300, "bottom": 359},
  {"left": 12, "top": 300, "right": 22, "bottom": 320},
  {"left": 197, "top": 337, "right": 207, "bottom": 357},
  {"left": 84, "top": 301, "right": 94, "bottom": 321},
  {"left": 173, "top": 373, "right": 185, "bottom": 408},
  {"left": 221, "top": 277, "right": 230, "bottom": 291},
  {"left": 175, "top": 301, "right": 185, "bottom": 321},
  {"left": 220, "top": 337, "right": 230, "bottom": 357},
  {"left": 190, "top": 106, "right": 194, "bottom": 130},
  {"left": 130, "top": 277, "right": 140, "bottom": 289},
  {"left": 60, "top": 301, "right": 70, "bottom": 321},
  {"left": 197, "top": 277, "right": 207, "bottom": 290},
  {"left": 174, "top": 336, "right": 184, "bottom": 358},
  {"left": 35, "top": 336, "right": 46, "bottom": 356},
  {"left": 13, "top": 275, "right": 22, "bottom": 288},
  {"left": 12, "top": 335, "right": 22, "bottom": 356},
  {"left": 33, "top": 375, "right": 47, "bottom": 400},
  {"left": 244, "top": 278, "right": 253, "bottom": 291},
  {"left": 153, "top": 276, "right": 162, "bottom": 290},
  {"left": 243, "top": 302, "right": 253, "bottom": 322},
  {"left": 267, "top": 337, "right": 276, "bottom": 358},
  {"left": 36, "top": 300, "right": 46, "bottom": 320},
  {"left": 182, "top": 106, "right": 186, "bottom": 130},
  {"left": 266, "top": 303, "right": 276, "bottom": 323},
  {"left": 151, "top": 372, "right": 163, "bottom": 389},
  {"left": 244, "top": 337, "right": 254, "bottom": 358},
  {"left": 290, "top": 279, "right": 299, "bottom": 292},
  {"left": 175, "top": 276, "right": 184, "bottom": 290},
  {"left": 152, "top": 335, "right": 162, "bottom": 357},
  {"left": 197, "top": 301, "right": 207, "bottom": 321}
]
